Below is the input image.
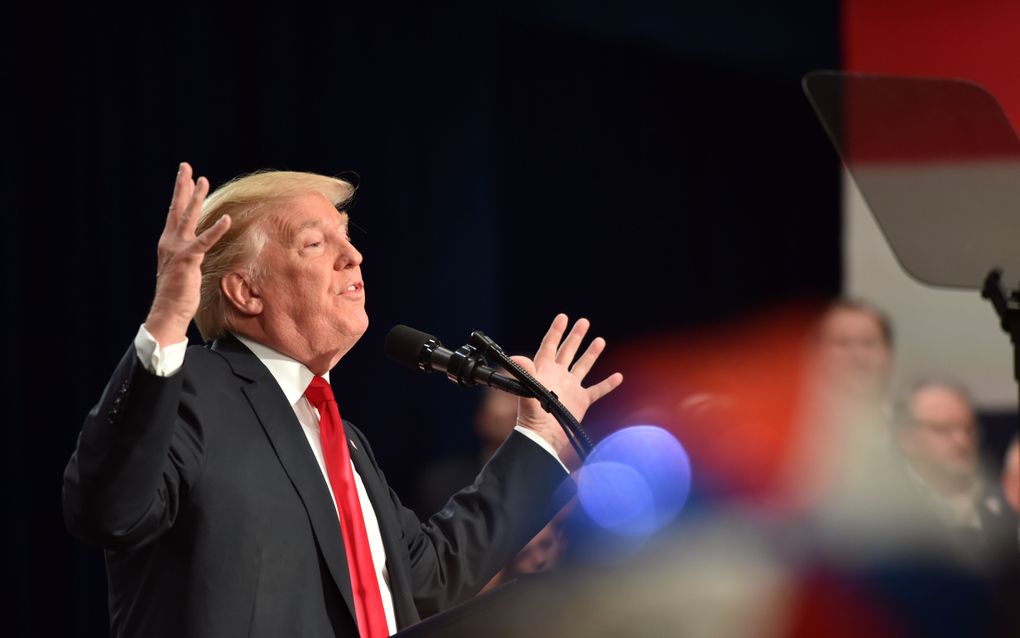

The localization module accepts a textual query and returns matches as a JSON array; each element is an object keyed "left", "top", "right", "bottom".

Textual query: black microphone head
[{"left": 384, "top": 325, "right": 441, "bottom": 370}]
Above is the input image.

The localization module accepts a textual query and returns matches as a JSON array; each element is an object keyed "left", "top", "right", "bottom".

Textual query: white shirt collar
[{"left": 234, "top": 334, "right": 329, "bottom": 407}]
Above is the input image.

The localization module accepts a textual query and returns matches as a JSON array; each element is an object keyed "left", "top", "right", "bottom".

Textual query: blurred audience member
[
  {"left": 509, "top": 520, "right": 564, "bottom": 576},
  {"left": 415, "top": 385, "right": 520, "bottom": 516},
  {"left": 482, "top": 510, "right": 569, "bottom": 593},
  {"left": 416, "top": 382, "right": 571, "bottom": 591},
  {"left": 812, "top": 298, "right": 894, "bottom": 403},
  {"left": 475, "top": 383, "right": 524, "bottom": 460},
  {"left": 896, "top": 382, "right": 1017, "bottom": 550},
  {"left": 785, "top": 299, "right": 900, "bottom": 513},
  {"left": 1000, "top": 436, "right": 1019, "bottom": 555},
  {"left": 1003, "top": 435, "right": 1019, "bottom": 516}
]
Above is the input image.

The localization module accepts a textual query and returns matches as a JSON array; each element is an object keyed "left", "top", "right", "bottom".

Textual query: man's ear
[{"left": 221, "top": 272, "right": 263, "bottom": 317}]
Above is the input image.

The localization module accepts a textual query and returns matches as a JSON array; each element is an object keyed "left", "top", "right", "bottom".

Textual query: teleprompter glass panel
[{"left": 804, "top": 71, "right": 1020, "bottom": 289}]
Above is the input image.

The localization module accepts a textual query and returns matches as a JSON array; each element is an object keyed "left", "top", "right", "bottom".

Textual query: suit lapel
[
  {"left": 345, "top": 425, "right": 420, "bottom": 628},
  {"left": 211, "top": 336, "right": 357, "bottom": 623}
]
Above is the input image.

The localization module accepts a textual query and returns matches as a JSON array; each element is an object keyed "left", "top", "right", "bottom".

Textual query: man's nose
[
  {"left": 335, "top": 240, "right": 363, "bottom": 269},
  {"left": 954, "top": 428, "right": 974, "bottom": 446}
]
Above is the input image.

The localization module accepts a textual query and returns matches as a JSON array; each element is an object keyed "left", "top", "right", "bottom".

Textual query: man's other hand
[{"left": 144, "top": 162, "right": 231, "bottom": 347}]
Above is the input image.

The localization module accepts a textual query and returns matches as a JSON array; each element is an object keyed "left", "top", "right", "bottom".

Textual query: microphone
[{"left": 384, "top": 325, "right": 533, "bottom": 397}]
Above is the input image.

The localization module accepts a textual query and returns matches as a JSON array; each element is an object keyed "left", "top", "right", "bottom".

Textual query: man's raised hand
[
  {"left": 144, "top": 163, "right": 231, "bottom": 347},
  {"left": 512, "top": 314, "right": 624, "bottom": 467}
]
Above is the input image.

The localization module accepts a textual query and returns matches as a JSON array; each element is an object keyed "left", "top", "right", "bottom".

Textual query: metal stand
[
  {"left": 468, "top": 331, "right": 594, "bottom": 460},
  {"left": 981, "top": 268, "right": 1020, "bottom": 427}
]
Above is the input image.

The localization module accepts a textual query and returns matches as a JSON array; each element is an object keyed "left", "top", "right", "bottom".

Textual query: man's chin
[
  {"left": 354, "top": 313, "right": 369, "bottom": 338},
  {"left": 338, "top": 315, "right": 370, "bottom": 345},
  {"left": 937, "top": 465, "right": 977, "bottom": 486}
]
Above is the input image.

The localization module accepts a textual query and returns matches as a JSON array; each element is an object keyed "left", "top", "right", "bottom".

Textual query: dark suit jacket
[{"left": 63, "top": 335, "right": 569, "bottom": 638}]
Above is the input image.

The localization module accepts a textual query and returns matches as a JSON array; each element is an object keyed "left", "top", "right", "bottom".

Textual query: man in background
[
  {"left": 415, "top": 383, "right": 570, "bottom": 592},
  {"left": 897, "top": 381, "right": 1017, "bottom": 551},
  {"left": 812, "top": 298, "right": 895, "bottom": 404},
  {"left": 415, "top": 383, "right": 524, "bottom": 515},
  {"left": 1002, "top": 435, "right": 1019, "bottom": 519}
]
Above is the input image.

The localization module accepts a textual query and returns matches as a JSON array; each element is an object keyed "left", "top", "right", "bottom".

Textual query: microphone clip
[{"left": 445, "top": 343, "right": 487, "bottom": 388}]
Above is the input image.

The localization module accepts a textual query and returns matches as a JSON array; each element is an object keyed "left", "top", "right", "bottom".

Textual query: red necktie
[{"left": 305, "top": 376, "right": 389, "bottom": 638}]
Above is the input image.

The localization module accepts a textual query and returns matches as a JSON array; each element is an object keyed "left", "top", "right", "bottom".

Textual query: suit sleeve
[
  {"left": 62, "top": 344, "right": 206, "bottom": 551},
  {"left": 351, "top": 427, "right": 575, "bottom": 616}
]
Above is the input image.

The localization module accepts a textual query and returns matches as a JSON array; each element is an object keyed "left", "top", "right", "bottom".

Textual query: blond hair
[{"left": 193, "top": 170, "right": 356, "bottom": 341}]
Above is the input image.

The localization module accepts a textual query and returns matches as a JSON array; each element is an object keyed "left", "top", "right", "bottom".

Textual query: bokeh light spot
[{"left": 577, "top": 426, "right": 692, "bottom": 537}]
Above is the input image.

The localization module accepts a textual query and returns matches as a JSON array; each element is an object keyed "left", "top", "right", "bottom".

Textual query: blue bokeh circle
[{"left": 576, "top": 425, "right": 692, "bottom": 537}]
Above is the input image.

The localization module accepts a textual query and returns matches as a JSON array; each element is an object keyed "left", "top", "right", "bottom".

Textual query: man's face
[
  {"left": 253, "top": 192, "right": 368, "bottom": 364},
  {"left": 902, "top": 385, "right": 979, "bottom": 488},
  {"left": 510, "top": 523, "right": 562, "bottom": 576},
  {"left": 1002, "top": 442, "right": 1019, "bottom": 513},
  {"left": 474, "top": 387, "right": 519, "bottom": 446},
  {"left": 815, "top": 308, "right": 892, "bottom": 396}
]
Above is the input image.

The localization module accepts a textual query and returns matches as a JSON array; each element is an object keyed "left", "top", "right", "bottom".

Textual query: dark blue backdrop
[{"left": 2, "top": 2, "right": 841, "bottom": 635}]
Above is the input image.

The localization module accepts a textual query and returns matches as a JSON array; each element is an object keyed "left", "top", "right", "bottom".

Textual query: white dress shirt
[{"left": 133, "top": 324, "right": 565, "bottom": 635}]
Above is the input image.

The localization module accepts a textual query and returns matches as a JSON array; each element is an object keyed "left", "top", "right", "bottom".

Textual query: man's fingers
[
  {"left": 166, "top": 162, "right": 194, "bottom": 232},
  {"left": 555, "top": 317, "right": 590, "bottom": 366},
  {"left": 509, "top": 354, "right": 535, "bottom": 374},
  {"left": 568, "top": 336, "right": 605, "bottom": 380},
  {"left": 178, "top": 175, "right": 209, "bottom": 236},
  {"left": 534, "top": 313, "right": 569, "bottom": 366},
  {"left": 191, "top": 214, "right": 232, "bottom": 253},
  {"left": 585, "top": 372, "right": 624, "bottom": 403}
]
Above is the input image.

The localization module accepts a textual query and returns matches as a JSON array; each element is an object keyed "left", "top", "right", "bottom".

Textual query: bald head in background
[{"left": 898, "top": 383, "right": 980, "bottom": 497}]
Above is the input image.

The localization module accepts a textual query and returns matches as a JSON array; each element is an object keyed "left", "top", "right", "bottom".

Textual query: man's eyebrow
[{"left": 287, "top": 212, "right": 350, "bottom": 242}]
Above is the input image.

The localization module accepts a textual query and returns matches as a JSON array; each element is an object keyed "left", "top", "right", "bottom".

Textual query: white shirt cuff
[
  {"left": 134, "top": 324, "right": 188, "bottom": 377},
  {"left": 514, "top": 425, "right": 569, "bottom": 474}
]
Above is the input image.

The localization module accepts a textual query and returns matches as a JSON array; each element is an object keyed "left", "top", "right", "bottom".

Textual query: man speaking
[{"left": 63, "top": 163, "right": 622, "bottom": 637}]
